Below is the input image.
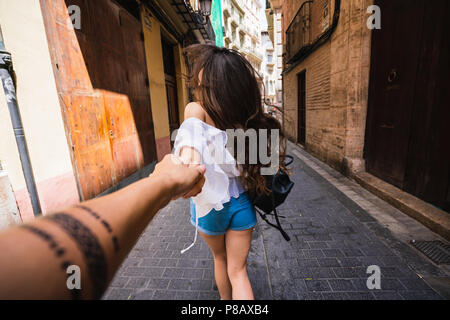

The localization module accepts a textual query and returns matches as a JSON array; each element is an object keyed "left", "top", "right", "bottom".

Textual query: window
[{"left": 268, "top": 54, "right": 273, "bottom": 63}]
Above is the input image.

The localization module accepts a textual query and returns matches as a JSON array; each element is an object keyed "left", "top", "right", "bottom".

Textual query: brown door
[
  {"left": 74, "top": 0, "right": 157, "bottom": 165},
  {"left": 165, "top": 74, "right": 180, "bottom": 138},
  {"left": 365, "top": 0, "right": 450, "bottom": 212},
  {"left": 42, "top": 0, "right": 156, "bottom": 199},
  {"left": 161, "top": 37, "right": 180, "bottom": 143},
  {"left": 297, "top": 71, "right": 306, "bottom": 146}
]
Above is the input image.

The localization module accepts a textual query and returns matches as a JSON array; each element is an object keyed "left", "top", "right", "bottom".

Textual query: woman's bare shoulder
[{"left": 184, "top": 102, "right": 206, "bottom": 121}]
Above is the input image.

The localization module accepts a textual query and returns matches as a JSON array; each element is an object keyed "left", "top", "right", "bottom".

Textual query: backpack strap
[
  {"left": 271, "top": 175, "right": 290, "bottom": 241},
  {"left": 255, "top": 207, "right": 291, "bottom": 241},
  {"left": 272, "top": 207, "right": 290, "bottom": 241},
  {"left": 254, "top": 190, "right": 291, "bottom": 241},
  {"left": 284, "top": 155, "right": 294, "bottom": 166}
]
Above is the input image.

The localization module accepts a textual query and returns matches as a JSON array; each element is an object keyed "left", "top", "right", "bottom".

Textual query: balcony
[
  {"left": 243, "top": 45, "right": 263, "bottom": 62},
  {"left": 285, "top": 0, "right": 336, "bottom": 65},
  {"left": 232, "top": 0, "right": 245, "bottom": 12},
  {"left": 266, "top": 59, "right": 275, "bottom": 67},
  {"left": 285, "top": 1, "right": 313, "bottom": 64},
  {"left": 171, "top": 0, "right": 216, "bottom": 42}
]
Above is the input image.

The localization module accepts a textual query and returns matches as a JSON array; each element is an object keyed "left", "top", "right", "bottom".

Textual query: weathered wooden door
[
  {"left": 297, "top": 71, "right": 306, "bottom": 146},
  {"left": 72, "top": 0, "right": 156, "bottom": 166},
  {"left": 365, "top": 0, "right": 450, "bottom": 212},
  {"left": 42, "top": 0, "right": 156, "bottom": 199}
]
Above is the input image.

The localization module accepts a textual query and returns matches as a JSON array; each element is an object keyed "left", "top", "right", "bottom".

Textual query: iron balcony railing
[{"left": 171, "top": 0, "right": 215, "bottom": 42}]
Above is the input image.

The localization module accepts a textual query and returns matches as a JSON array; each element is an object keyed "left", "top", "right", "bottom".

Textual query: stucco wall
[
  {"left": 141, "top": 6, "right": 171, "bottom": 161},
  {"left": 0, "top": 88, "right": 22, "bottom": 229},
  {"left": 283, "top": 0, "right": 373, "bottom": 173},
  {"left": 0, "top": 0, "right": 79, "bottom": 220}
]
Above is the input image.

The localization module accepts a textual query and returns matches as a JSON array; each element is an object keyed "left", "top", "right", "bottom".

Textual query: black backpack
[{"left": 252, "top": 155, "right": 294, "bottom": 241}]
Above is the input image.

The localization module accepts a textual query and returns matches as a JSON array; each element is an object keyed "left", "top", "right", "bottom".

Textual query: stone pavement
[{"left": 103, "top": 143, "right": 448, "bottom": 300}]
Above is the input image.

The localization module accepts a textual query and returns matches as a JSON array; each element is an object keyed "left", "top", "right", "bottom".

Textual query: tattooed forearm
[
  {"left": 46, "top": 213, "right": 108, "bottom": 299},
  {"left": 75, "top": 205, "right": 120, "bottom": 253},
  {"left": 22, "top": 225, "right": 65, "bottom": 256},
  {"left": 21, "top": 225, "right": 80, "bottom": 300},
  {"left": 75, "top": 205, "right": 111, "bottom": 231}
]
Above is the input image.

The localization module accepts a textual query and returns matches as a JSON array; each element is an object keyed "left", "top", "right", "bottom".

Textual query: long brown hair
[{"left": 184, "top": 44, "right": 286, "bottom": 196}]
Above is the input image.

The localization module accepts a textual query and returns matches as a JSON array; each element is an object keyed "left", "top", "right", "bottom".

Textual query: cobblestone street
[{"left": 103, "top": 143, "right": 448, "bottom": 300}]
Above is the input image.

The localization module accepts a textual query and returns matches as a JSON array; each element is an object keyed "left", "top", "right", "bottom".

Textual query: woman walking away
[{"left": 174, "top": 44, "right": 286, "bottom": 300}]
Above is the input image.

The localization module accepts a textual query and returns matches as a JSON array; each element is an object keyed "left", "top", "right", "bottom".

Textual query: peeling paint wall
[{"left": 0, "top": 171, "right": 21, "bottom": 230}]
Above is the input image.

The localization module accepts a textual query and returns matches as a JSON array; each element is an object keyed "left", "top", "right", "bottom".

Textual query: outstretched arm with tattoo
[{"left": 0, "top": 154, "right": 206, "bottom": 300}]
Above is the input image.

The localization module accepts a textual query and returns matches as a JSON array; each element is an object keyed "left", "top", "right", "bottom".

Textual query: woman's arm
[
  {"left": 0, "top": 154, "right": 205, "bottom": 299},
  {"left": 178, "top": 102, "right": 206, "bottom": 196}
]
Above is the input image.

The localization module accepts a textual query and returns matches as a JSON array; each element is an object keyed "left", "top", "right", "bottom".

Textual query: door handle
[{"left": 388, "top": 68, "right": 398, "bottom": 83}]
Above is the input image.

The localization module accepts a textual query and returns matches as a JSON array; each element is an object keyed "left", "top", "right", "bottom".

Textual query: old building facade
[
  {"left": 283, "top": 0, "right": 369, "bottom": 171},
  {"left": 266, "top": 0, "right": 283, "bottom": 110},
  {"left": 222, "top": 0, "right": 264, "bottom": 73},
  {"left": 260, "top": 30, "right": 276, "bottom": 106},
  {"left": 0, "top": 0, "right": 215, "bottom": 226},
  {"left": 282, "top": 0, "right": 450, "bottom": 213}
]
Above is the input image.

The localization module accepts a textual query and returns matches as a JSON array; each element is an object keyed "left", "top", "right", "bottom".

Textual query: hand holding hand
[{"left": 150, "top": 154, "right": 206, "bottom": 200}]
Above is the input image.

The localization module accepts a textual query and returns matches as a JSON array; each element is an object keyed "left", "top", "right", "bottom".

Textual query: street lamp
[
  {"left": 199, "top": 0, "right": 212, "bottom": 16},
  {"left": 192, "top": 0, "right": 211, "bottom": 25}
]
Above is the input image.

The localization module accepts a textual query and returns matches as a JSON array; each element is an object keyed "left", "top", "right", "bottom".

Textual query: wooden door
[
  {"left": 365, "top": 0, "right": 425, "bottom": 187},
  {"left": 297, "top": 71, "right": 306, "bottom": 146},
  {"left": 42, "top": 0, "right": 156, "bottom": 199},
  {"left": 162, "top": 37, "right": 180, "bottom": 142},
  {"left": 165, "top": 74, "right": 180, "bottom": 138},
  {"left": 117, "top": 7, "right": 156, "bottom": 164},
  {"left": 402, "top": 0, "right": 450, "bottom": 212},
  {"left": 74, "top": 0, "right": 156, "bottom": 165},
  {"left": 365, "top": 0, "right": 450, "bottom": 212}
]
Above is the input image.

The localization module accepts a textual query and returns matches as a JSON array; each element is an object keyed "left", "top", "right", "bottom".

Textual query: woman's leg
[
  {"left": 225, "top": 229, "right": 254, "bottom": 300},
  {"left": 198, "top": 231, "right": 232, "bottom": 300}
]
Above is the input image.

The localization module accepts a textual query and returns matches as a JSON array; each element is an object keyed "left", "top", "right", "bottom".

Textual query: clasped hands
[{"left": 149, "top": 154, "right": 206, "bottom": 200}]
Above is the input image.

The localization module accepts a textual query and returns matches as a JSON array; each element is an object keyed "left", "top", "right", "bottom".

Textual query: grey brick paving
[{"left": 103, "top": 143, "right": 448, "bottom": 300}]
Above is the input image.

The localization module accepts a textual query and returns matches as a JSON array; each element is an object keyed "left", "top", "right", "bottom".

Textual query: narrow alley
[
  {"left": 103, "top": 142, "right": 448, "bottom": 300},
  {"left": 0, "top": 0, "right": 449, "bottom": 304}
]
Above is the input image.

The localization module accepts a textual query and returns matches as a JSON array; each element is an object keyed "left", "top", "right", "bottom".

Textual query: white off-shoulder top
[{"left": 173, "top": 117, "right": 246, "bottom": 253}]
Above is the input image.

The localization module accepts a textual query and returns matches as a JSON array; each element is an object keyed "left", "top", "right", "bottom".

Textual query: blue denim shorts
[{"left": 190, "top": 192, "right": 257, "bottom": 236}]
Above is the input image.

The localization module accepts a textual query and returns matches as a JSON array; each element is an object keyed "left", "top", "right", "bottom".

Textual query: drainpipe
[{"left": 0, "top": 25, "right": 42, "bottom": 216}]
